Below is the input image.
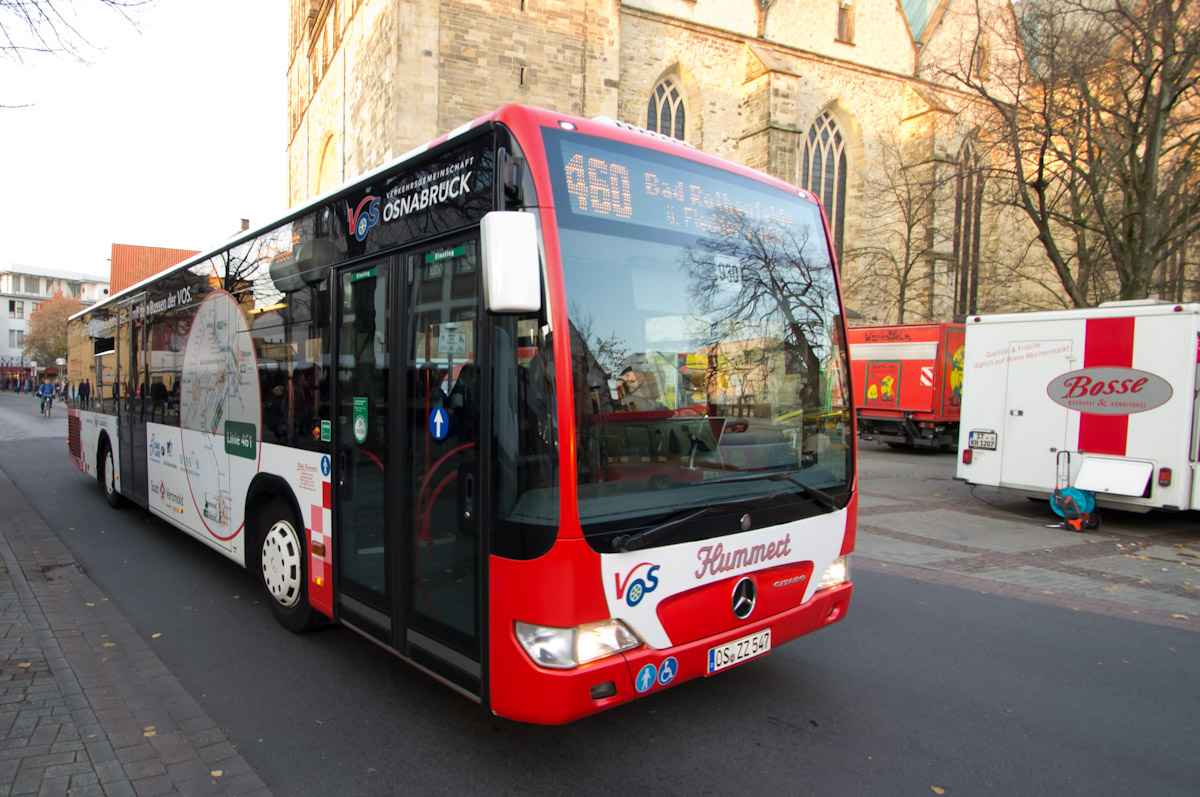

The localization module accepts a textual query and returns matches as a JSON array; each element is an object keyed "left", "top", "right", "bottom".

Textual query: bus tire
[
  {"left": 98, "top": 440, "right": 124, "bottom": 508},
  {"left": 257, "top": 497, "right": 318, "bottom": 633}
]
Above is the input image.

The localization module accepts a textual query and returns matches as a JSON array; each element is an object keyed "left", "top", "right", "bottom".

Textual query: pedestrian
[{"left": 79, "top": 379, "right": 91, "bottom": 410}]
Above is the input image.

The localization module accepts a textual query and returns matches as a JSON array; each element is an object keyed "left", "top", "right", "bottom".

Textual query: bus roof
[{"left": 73, "top": 104, "right": 819, "bottom": 321}]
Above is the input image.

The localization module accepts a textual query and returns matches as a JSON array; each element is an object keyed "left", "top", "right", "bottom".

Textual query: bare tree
[
  {"left": 1, "top": 0, "right": 146, "bottom": 64},
  {"left": 936, "top": 0, "right": 1200, "bottom": 305},
  {"left": 682, "top": 208, "right": 840, "bottom": 408},
  {"left": 842, "top": 135, "right": 953, "bottom": 323}
]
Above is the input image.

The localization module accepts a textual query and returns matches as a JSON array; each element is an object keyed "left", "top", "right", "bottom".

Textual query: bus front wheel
[{"left": 257, "top": 498, "right": 318, "bottom": 633}]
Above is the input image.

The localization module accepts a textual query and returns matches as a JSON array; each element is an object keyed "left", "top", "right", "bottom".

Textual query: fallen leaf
[
  {"left": 101, "top": 642, "right": 115, "bottom": 648},
  {"left": 1172, "top": 614, "right": 1189, "bottom": 620},
  {"left": 211, "top": 770, "right": 223, "bottom": 778},
  {"left": 152, "top": 633, "right": 162, "bottom": 639},
  {"left": 932, "top": 788, "right": 945, "bottom": 795},
  {"left": 85, "top": 602, "right": 94, "bottom": 607},
  {"left": 1040, "top": 590, "right": 1053, "bottom": 595},
  {"left": 143, "top": 730, "right": 156, "bottom": 737},
  {"left": 18, "top": 662, "right": 31, "bottom": 669},
  {"left": 143, "top": 726, "right": 155, "bottom": 732}
]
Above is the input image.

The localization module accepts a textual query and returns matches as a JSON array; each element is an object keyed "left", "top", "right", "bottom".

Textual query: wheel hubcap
[
  {"left": 261, "top": 520, "right": 303, "bottom": 608},
  {"left": 105, "top": 451, "right": 115, "bottom": 496}
]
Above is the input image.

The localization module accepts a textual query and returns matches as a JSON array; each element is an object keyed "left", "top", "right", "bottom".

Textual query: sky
[{"left": 1, "top": 0, "right": 289, "bottom": 281}]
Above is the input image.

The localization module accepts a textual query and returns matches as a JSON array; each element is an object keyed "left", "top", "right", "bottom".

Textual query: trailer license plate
[
  {"left": 706, "top": 629, "right": 771, "bottom": 675},
  {"left": 969, "top": 431, "right": 997, "bottom": 450}
]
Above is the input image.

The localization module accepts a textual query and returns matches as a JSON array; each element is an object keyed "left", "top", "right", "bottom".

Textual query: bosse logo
[{"left": 1046, "top": 367, "right": 1172, "bottom": 415}]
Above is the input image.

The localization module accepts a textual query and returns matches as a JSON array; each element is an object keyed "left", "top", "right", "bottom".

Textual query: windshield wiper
[
  {"left": 611, "top": 500, "right": 745, "bottom": 553},
  {"left": 688, "top": 469, "right": 840, "bottom": 512}
]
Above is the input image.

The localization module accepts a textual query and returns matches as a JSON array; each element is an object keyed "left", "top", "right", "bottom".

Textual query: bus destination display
[{"left": 555, "top": 137, "right": 804, "bottom": 244}]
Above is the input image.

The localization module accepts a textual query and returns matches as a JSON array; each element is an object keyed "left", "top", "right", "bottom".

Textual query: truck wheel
[{"left": 257, "top": 497, "right": 319, "bottom": 633}]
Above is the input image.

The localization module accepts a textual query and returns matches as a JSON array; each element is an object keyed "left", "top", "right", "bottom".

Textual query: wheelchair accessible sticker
[{"left": 657, "top": 657, "right": 678, "bottom": 686}]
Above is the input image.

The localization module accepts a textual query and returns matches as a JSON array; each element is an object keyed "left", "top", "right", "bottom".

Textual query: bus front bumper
[{"left": 489, "top": 581, "right": 852, "bottom": 724}]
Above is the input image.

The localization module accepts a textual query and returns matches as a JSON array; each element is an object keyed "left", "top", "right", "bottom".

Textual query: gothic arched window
[
  {"left": 802, "top": 111, "right": 848, "bottom": 256},
  {"left": 647, "top": 78, "right": 686, "bottom": 141}
]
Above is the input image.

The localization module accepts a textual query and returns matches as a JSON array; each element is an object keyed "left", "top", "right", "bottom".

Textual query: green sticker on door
[{"left": 353, "top": 397, "right": 368, "bottom": 443}]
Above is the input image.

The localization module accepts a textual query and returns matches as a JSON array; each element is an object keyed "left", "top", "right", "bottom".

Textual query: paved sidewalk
[
  {"left": 0, "top": 459, "right": 269, "bottom": 796},
  {"left": 853, "top": 444, "right": 1200, "bottom": 631}
]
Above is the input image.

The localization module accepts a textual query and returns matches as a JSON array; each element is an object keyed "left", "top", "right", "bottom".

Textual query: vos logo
[
  {"left": 615, "top": 563, "right": 660, "bottom": 607},
  {"left": 349, "top": 196, "right": 381, "bottom": 242}
]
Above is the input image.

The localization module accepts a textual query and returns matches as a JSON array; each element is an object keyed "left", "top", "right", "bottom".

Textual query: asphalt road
[{"left": 4, "top": 406, "right": 1198, "bottom": 794}]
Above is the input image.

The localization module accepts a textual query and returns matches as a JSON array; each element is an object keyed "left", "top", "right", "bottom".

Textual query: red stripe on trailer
[{"left": 1078, "top": 317, "right": 1135, "bottom": 456}]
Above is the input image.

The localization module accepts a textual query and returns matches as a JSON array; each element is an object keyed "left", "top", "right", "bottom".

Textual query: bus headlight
[
  {"left": 816, "top": 556, "right": 850, "bottom": 590},
  {"left": 515, "top": 620, "right": 642, "bottom": 669}
]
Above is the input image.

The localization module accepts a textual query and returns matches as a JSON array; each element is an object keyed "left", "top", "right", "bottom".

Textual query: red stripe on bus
[{"left": 1077, "top": 317, "right": 1135, "bottom": 456}]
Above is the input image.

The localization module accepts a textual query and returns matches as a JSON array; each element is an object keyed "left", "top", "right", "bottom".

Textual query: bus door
[
  {"left": 335, "top": 259, "right": 396, "bottom": 639},
  {"left": 403, "top": 236, "right": 483, "bottom": 694},
  {"left": 333, "top": 238, "right": 484, "bottom": 697},
  {"left": 117, "top": 293, "right": 149, "bottom": 506}
]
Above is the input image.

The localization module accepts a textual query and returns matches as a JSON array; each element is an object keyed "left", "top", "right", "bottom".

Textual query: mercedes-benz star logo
[{"left": 731, "top": 577, "right": 756, "bottom": 619}]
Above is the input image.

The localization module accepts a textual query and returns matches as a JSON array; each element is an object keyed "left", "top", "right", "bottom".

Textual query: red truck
[{"left": 847, "top": 323, "right": 965, "bottom": 449}]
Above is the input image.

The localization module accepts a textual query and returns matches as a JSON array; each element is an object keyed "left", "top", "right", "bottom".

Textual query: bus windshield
[{"left": 542, "top": 128, "right": 853, "bottom": 547}]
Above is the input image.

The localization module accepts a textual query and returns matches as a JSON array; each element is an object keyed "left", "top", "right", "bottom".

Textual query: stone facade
[{"left": 286, "top": 0, "right": 1057, "bottom": 322}]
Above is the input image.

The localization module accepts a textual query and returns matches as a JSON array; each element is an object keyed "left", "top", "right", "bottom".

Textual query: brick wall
[{"left": 109, "top": 244, "right": 200, "bottom": 295}]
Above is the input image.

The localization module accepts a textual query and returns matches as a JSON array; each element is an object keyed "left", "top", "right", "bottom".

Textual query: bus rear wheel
[
  {"left": 98, "top": 442, "right": 124, "bottom": 508},
  {"left": 257, "top": 498, "right": 318, "bottom": 633}
]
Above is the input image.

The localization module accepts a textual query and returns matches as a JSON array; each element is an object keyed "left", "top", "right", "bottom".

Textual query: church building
[{"left": 287, "top": 0, "right": 1032, "bottom": 322}]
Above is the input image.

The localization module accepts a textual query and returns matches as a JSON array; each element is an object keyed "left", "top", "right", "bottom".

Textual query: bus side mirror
[{"left": 481, "top": 211, "right": 541, "bottom": 314}]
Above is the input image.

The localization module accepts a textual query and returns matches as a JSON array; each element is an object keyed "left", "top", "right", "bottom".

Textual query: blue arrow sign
[{"left": 428, "top": 406, "right": 449, "bottom": 441}]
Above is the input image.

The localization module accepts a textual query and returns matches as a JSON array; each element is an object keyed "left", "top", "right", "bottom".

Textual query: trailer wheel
[{"left": 257, "top": 497, "right": 318, "bottom": 633}]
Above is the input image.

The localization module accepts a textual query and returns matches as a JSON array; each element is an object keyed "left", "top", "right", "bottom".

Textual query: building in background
[
  {"left": 109, "top": 243, "right": 202, "bottom": 295},
  {"left": 1, "top": 265, "right": 110, "bottom": 382},
  {"left": 285, "top": 0, "right": 1040, "bottom": 323}
]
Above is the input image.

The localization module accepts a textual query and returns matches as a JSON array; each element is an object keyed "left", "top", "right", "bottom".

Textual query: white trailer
[{"left": 956, "top": 301, "right": 1200, "bottom": 512}]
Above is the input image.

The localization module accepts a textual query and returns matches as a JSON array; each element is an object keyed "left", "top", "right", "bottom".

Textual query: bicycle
[{"left": 40, "top": 395, "right": 53, "bottom": 418}]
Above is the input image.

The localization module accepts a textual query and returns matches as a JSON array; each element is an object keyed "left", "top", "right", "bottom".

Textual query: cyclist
[{"left": 37, "top": 378, "right": 55, "bottom": 417}]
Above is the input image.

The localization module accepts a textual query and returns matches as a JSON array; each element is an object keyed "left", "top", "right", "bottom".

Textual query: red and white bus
[{"left": 65, "top": 105, "right": 856, "bottom": 724}]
